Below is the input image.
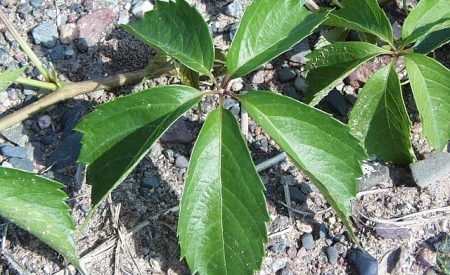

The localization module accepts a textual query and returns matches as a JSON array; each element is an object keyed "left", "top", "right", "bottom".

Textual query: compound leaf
[
  {"left": 402, "top": 0, "right": 450, "bottom": 46},
  {"left": 178, "top": 108, "right": 269, "bottom": 274},
  {"left": 0, "top": 168, "right": 86, "bottom": 274},
  {"left": 76, "top": 85, "right": 202, "bottom": 210},
  {"left": 405, "top": 53, "right": 450, "bottom": 151},
  {"left": 0, "top": 66, "right": 27, "bottom": 92},
  {"left": 349, "top": 64, "right": 415, "bottom": 164},
  {"left": 304, "top": 42, "right": 389, "bottom": 105},
  {"left": 123, "top": 0, "right": 214, "bottom": 76},
  {"left": 239, "top": 91, "right": 366, "bottom": 241},
  {"left": 326, "top": 0, "right": 393, "bottom": 44},
  {"left": 226, "top": 0, "right": 328, "bottom": 79},
  {"left": 414, "top": 28, "right": 450, "bottom": 54}
]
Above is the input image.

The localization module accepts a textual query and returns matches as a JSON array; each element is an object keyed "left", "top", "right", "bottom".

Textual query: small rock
[
  {"left": 301, "top": 233, "right": 315, "bottom": 250},
  {"left": 278, "top": 67, "right": 296, "bottom": 82},
  {"left": 251, "top": 70, "right": 266, "bottom": 84},
  {"left": 132, "top": 1, "right": 154, "bottom": 19},
  {"left": 410, "top": 153, "right": 450, "bottom": 188},
  {"left": 375, "top": 224, "right": 410, "bottom": 240},
  {"left": 225, "top": 0, "right": 243, "bottom": 18},
  {"left": 93, "top": 0, "right": 118, "bottom": 10},
  {"left": 163, "top": 149, "right": 174, "bottom": 160},
  {"left": 416, "top": 248, "right": 436, "bottom": 268},
  {"left": 143, "top": 173, "right": 161, "bottom": 189},
  {"left": 326, "top": 89, "right": 349, "bottom": 116},
  {"left": 117, "top": 11, "right": 130, "bottom": 25},
  {"left": 285, "top": 40, "right": 310, "bottom": 64},
  {"left": 359, "top": 162, "right": 390, "bottom": 191},
  {"left": 271, "top": 258, "right": 288, "bottom": 272},
  {"left": 345, "top": 56, "right": 392, "bottom": 89},
  {"left": 296, "top": 221, "right": 313, "bottom": 233},
  {"left": 289, "top": 186, "right": 307, "bottom": 204},
  {"left": 17, "top": 3, "right": 32, "bottom": 17},
  {"left": 268, "top": 237, "right": 286, "bottom": 253},
  {"left": 230, "top": 80, "right": 243, "bottom": 92},
  {"left": 348, "top": 249, "right": 378, "bottom": 275},
  {"left": 314, "top": 223, "right": 328, "bottom": 239},
  {"left": 9, "top": 157, "right": 34, "bottom": 171},
  {"left": 32, "top": 21, "right": 59, "bottom": 48},
  {"left": 223, "top": 98, "right": 239, "bottom": 109},
  {"left": 1, "top": 146, "right": 27, "bottom": 159},
  {"left": 2, "top": 124, "right": 28, "bottom": 146},
  {"left": 77, "top": 9, "right": 118, "bottom": 46},
  {"left": 327, "top": 246, "right": 339, "bottom": 264},
  {"left": 294, "top": 76, "right": 308, "bottom": 92},
  {"left": 48, "top": 133, "right": 82, "bottom": 170},
  {"left": 29, "top": 0, "right": 43, "bottom": 8},
  {"left": 80, "top": 204, "right": 90, "bottom": 213},
  {"left": 36, "top": 115, "right": 51, "bottom": 130},
  {"left": 59, "top": 24, "right": 79, "bottom": 44},
  {"left": 229, "top": 23, "right": 239, "bottom": 40},
  {"left": 175, "top": 155, "right": 189, "bottom": 168},
  {"left": 230, "top": 105, "right": 240, "bottom": 116},
  {"left": 51, "top": 44, "right": 66, "bottom": 60},
  {"left": 161, "top": 119, "right": 195, "bottom": 145}
]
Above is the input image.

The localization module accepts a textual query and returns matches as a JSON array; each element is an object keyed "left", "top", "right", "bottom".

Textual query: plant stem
[
  {"left": 14, "top": 77, "right": 59, "bottom": 91},
  {"left": 0, "top": 69, "right": 147, "bottom": 131},
  {"left": 0, "top": 8, "right": 51, "bottom": 82},
  {"left": 403, "top": 0, "right": 409, "bottom": 15}
]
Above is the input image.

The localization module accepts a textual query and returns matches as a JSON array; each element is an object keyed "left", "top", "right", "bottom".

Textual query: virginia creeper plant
[{"left": 0, "top": 0, "right": 448, "bottom": 274}]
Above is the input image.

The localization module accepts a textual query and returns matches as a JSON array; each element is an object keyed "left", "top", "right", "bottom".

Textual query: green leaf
[
  {"left": 239, "top": 91, "right": 366, "bottom": 241},
  {"left": 414, "top": 28, "right": 450, "bottom": 54},
  {"left": 175, "top": 62, "right": 200, "bottom": 89},
  {"left": 123, "top": 0, "right": 214, "bottom": 76},
  {"left": 325, "top": 0, "right": 393, "bottom": 44},
  {"left": 405, "top": 53, "right": 450, "bottom": 151},
  {"left": 178, "top": 108, "right": 269, "bottom": 274},
  {"left": 0, "top": 67, "right": 27, "bottom": 92},
  {"left": 76, "top": 85, "right": 202, "bottom": 209},
  {"left": 304, "top": 42, "right": 390, "bottom": 105},
  {"left": 226, "top": 0, "right": 328, "bottom": 79},
  {"left": 402, "top": 0, "right": 450, "bottom": 45},
  {"left": 0, "top": 168, "right": 86, "bottom": 274},
  {"left": 349, "top": 64, "right": 415, "bottom": 164}
]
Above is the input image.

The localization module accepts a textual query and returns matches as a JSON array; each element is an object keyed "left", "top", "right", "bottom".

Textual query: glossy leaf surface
[
  {"left": 123, "top": 0, "right": 214, "bottom": 76},
  {"left": 0, "top": 67, "right": 26, "bottom": 92},
  {"left": 304, "top": 42, "right": 389, "bottom": 105},
  {"left": 402, "top": 0, "right": 450, "bottom": 45},
  {"left": 76, "top": 86, "right": 202, "bottom": 208},
  {"left": 239, "top": 91, "right": 366, "bottom": 240},
  {"left": 405, "top": 53, "right": 450, "bottom": 151},
  {"left": 0, "top": 168, "right": 86, "bottom": 274},
  {"left": 326, "top": 0, "right": 393, "bottom": 44},
  {"left": 349, "top": 64, "right": 415, "bottom": 164},
  {"left": 414, "top": 28, "right": 450, "bottom": 54},
  {"left": 227, "top": 0, "right": 328, "bottom": 79},
  {"left": 178, "top": 108, "right": 269, "bottom": 274}
]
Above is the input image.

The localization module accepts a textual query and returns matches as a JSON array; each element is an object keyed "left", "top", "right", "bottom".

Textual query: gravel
[
  {"left": 326, "top": 246, "right": 339, "bottom": 264},
  {"left": 9, "top": 157, "right": 34, "bottom": 171},
  {"left": 132, "top": 0, "right": 153, "bottom": 19},
  {"left": 278, "top": 67, "right": 297, "bottom": 82},
  {"left": 301, "top": 233, "right": 315, "bottom": 250},
  {"left": 1, "top": 145, "right": 28, "bottom": 159},
  {"left": 175, "top": 155, "right": 189, "bottom": 169},
  {"left": 32, "top": 21, "right": 59, "bottom": 48},
  {"left": 349, "top": 249, "right": 378, "bottom": 275},
  {"left": 410, "top": 152, "right": 450, "bottom": 188}
]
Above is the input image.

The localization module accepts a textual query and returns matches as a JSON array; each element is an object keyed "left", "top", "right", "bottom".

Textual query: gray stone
[
  {"left": 358, "top": 162, "right": 390, "bottom": 191},
  {"left": 59, "top": 24, "right": 79, "bottom": 45},
  {"left": 160, "top": 119, "right": 195, "bottom": 145},
  {"left": 326, "top": 89, "right": 349, "bottom": 117},
  {"left": 37, "top": 115, "right": 52, "bottom": 129},
  {"left": 175, "top": 155, "right": 189, "bottom": 169},
  {"left": 163, "top": 149, "right": 174, "bottom": 160},
  {"left": 1, "top": 0, "right": 17, "bottom": 7},
  {"left": 251, "top": 70, "right": 265, "bottom": 84},
  {"left": 48, "top": 133, "right": 82, "bottom": 170},
  {"left": 327, "top": 246, "right": 339, "bottom": 264},
  {"left": 30, "top": 0, "right": 43, "bottom": 8},
  {"left": 51, "top": 45, "right": 66, "bottom": 60},
  {"left": 9, "top": 157, "right": 34, "bottom": 171},
  {"left": 46, "top": 8, "right": 57, "bottom": 18},
  {"left": 2, "top": 124, "right": 29, "bottom": 146},
  {"left": 77, "top": 9, "right": 118, "bottom": 46},
  {"left": 289, "top": 186, "right": 307, "bottom": 204},
  {"left": 271, "top": 258, "right": 288, "bottom": 273},
  {"left": 132, "top": 1, "right": 154, "bottom": 19},
  {"left": 32, "top": 21, "right": 59, "bottom": 48},
  {"left": 225, "top": 0, "right": 243, "bottom": 18},
  {"left": 349, "top": 249, "right": 378, "bottom": 275},
  {"left": 301, "top": 233, "right": 315, "bottom": 250},
  {"left": 93, "top": 0, "right": 119, "bottom": 10},
  {"left": 1, "top": 146, "right": 27, "bottom": 158},
  {"left": 410, "top": 153, "right": 450, "bottom": 188},
  {"left": 376, "top": 224, "right": 410, "bottom": 240},
  {"left": 229, "top": 23, "right": 239, "bottom": 41},
  {"left": 230, "top": 105, "right": 240, "bottom": 116},
  {"left": 278, "top": 68, "right": 296, "bottom": 82},
  {"left": 285, "top": 40, "right": 311, "bottom": 64},
  {"left": 17, "top": 3, "right": 32, "bottom": 16},
  {"left": 143, "top": 173, "right": 161, "bottom": 189},
  {"left": 294, "top": 76, "right": 308, "bottom": 92},
  {"left": 0, "top": 48, "right": 10, "bottom": 66},
  {"left": 118, "top": 11, "right": 130, "bottom": 25}
]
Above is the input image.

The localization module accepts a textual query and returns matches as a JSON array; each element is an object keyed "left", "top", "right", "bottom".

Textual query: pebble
[
  {"left": 132, "top": 1, "right": 154, "bottom": 19},
  {"left": 50, "top": 45, "right": 66, "bottom": 60},
  {"left": 296, "top": 221, "right": 313, "bottom": 233},
  {"left": 301, "top": 233, "right": 315, "bottom": 250},
  {"left": 2, "top": 124, "right": 29, "bottom": 146},
  {"left": 77, "top": 9, "right": 118, "bottom": 46},
  {"left": 9, "top": 157, "right": 34, "bottom": 171},
  {"left": 349, "top": 249, "right": 378, "bottom": 275},
  {"left": 32, "top": 21, "right": 59, "bottom": 48},
  {"left": 410, "top": 152, "right": 450, "bottom": 188},
  {"left": 327, "top": 246, "right": 339, "bottom": 264},
  {"left": 175, "top": 155, "right": 189, "bottom": 169},
  {"left": 271, "top": 258, "right": 288, "bottom": 272},
  {"left": 278, "top": 67, "right": 296, "bottom": 82},
  {"left": 37, "top": 115, "right": 52, "bottom": 129},
  {"left": 375, "top": 224, "right": 411, "bottom": 240},
  {"left": 294, "top": 76, "right": 308, "bottom": 92},
  {"left": 48, "top": 133, "right": 82, "bottom": 170},
  {"left": 29, "top": 0, "right": 43, "bottom": 8},
  {"left": 289, "top": 186, "right": 307, "bottom": 204},
  {"left": 268, "top": 238, "right": 287, "bottom": 253},
  {"left": 163, "top": 149, "right": 174, "bottom": 160},
  {"left": 359, "top": 162, "right": 390, "bottom": 191},
  {"left": 285, "top": 40, "right": 311, "bottom": 64},
  {"left": 59, "top": 24, "right": 79, "bottom": 45},
  {"left": 416, "top": 248, "right": 436, "bottom": 268},
  {"left": 1, "top": 145, "right": 27, "bottom": 159},
  {"left": 118, "top": 10, "right": 130, "bottom": 25},
  {"left": 79, "top": 204, "right": 90, "bottom": 213},
  {"left": 251, "top": 70, "right": 265, "bottom": 84},
  {"left": 225, "top": 0, "right": 243, "bottom": 18},
  {"left": 160, "top": 119, "right": 195, "bottom": 145},
  {"left": 229, "top": 23, "right": 239, "bottom": 40},
  {"left": 17, "top": 3, "right": 32, "bottom": 17},
  {"left": 143, "top": 173, "right": 161, "bottom": 189},
  {"left": 326, "top": 89, "right": 349, "bottom": 116},
  {"left": 93, "top": 0, "right": 119, "bottom": 10}
]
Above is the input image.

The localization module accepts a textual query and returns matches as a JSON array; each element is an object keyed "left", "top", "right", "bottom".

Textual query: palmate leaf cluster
[{"left": 0, "top": 0, "right": 448, "bottom": 274}]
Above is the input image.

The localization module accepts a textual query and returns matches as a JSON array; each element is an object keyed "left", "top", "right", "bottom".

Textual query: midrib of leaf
[{"left": 217, "top": 108, "right": 228, "bottom": 273}]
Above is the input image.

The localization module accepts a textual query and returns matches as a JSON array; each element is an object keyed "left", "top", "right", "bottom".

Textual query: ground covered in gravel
[{"left": 0, "top": 0, "right": 449, "bottom": 274}]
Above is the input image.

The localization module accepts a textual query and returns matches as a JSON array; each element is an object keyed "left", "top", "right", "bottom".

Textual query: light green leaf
[
  {"left": 325, "top": 0, "right": 393, "bottom": 44},
  {"left": 0, "top": 168, "right": 86, "bottom": 274},
  {"left": 178, "top": 108, "right": 269, "bottom": 274},
  {"left": 349, "top": 64, "right": 415, "bottom": 164},
  {"left": 239, "top": 91, "right": 367, "bottom": 241},
  {"left": 123, "top": 0, "right": 214, "bottom": 76},
  {"left": 226, "top": 0, "right": 328, "bottom": 79},
  {"left": 304, "top": 42, "right": 390, "bottom": 105},
  {"left": 405, "top": 53, "right": 450, "bottom": 151},
  {"left": 76, "top": 85, "right": 203, "bottom": 209},
  {"left": 414, "top": 28, "right": 450, "bottom": 54},
  {"left": 402, "top": 0, "right": 450, "bottom": 46},
  {"left": 0, "top": 67, "right": 27, "bottom": 92}
]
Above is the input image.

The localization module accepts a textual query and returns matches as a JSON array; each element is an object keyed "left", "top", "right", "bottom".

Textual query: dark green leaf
[
  {"left": 0, "top": 168, "right": 86, "bottom": 274},
  {"left": 414, "top": 28, "right": 450, "bottom": 54},
  {"left": 178, "top": 108, "right": 269, "bottom": 274},
  {"left": 226, "top": 0, "right": 328, "bottom": 79},
  {"left": 349, "top": 64, "right": 415, "bottom": 164},
  {"left": 123, "top": 0, "right": 214, "bottom": 76},
  {"left": 405, "top": 53, "right": 450, "bottom": 151},
  {"left": 304, "top": 42, "right": 390, "bottom": 105},
  {"left": 325, "top": 0, "right": 393, "bottom": 44},
  {"left": 0, "top": 67, "right": 27, "bottom": 92},
  {"left": 402, "top": 0, "right": 450, "bottom": 45},
  {"left": 141, "top": 53, "right": 175, "bottom": 84},
  {"left": 239, "top": 91, "right": 366, "bottom": 241},
  {"left": 76, "top": 85, "right": 203, "bottom": 208}
]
